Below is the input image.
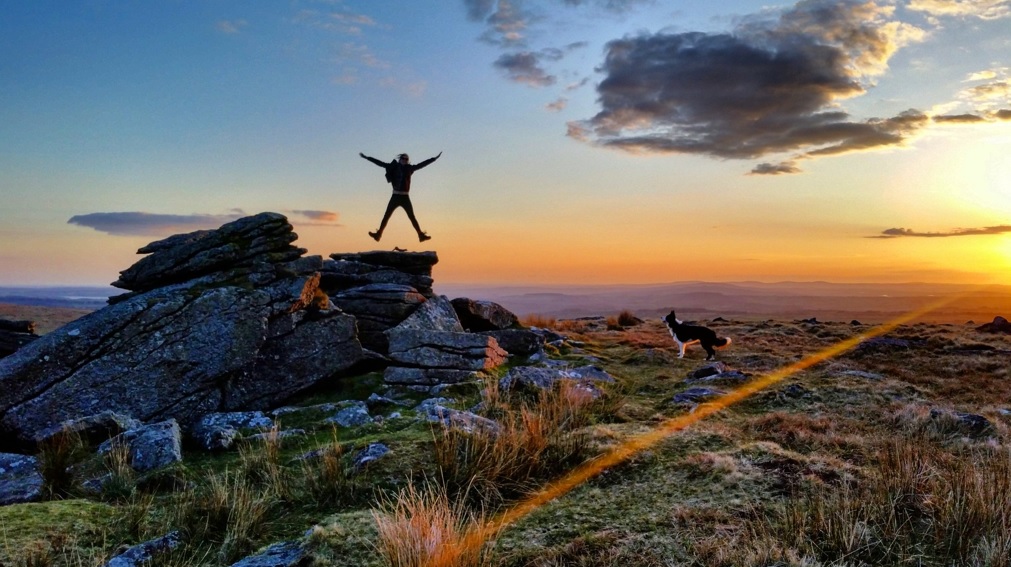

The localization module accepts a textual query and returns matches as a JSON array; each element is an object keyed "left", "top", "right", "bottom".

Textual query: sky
[{"left": 1, "top": 0, "right": 1010, "bottom": 288}]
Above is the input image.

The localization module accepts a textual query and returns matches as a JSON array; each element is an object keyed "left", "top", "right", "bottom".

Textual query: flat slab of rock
[
  {"left": 332, "top": 284, "right": 427, "bottom": 352},
  {"left": 387, "top": 330, "right": 507, "bottom": 371},
  {"left": 229, "top": 541, "right": 307, "bottom": 567},
  {"left": 672, "top": 387, "right": 726, "bottom": 404},
  {"left": 325, "top": 401, "right": 373, "bottom": 428},
  {"left": 99, "top": 420, "right": 183, "bottom": 473},
  {"left": 0, "top": 453, "right": 41, "bottom": 506},
  {"left": 322, "top": 251, "right": 438, "bottom": 297},
  {"left": 499, "top": 365, "right": 615, "bottom": 393},
  {"left": 390, "top": 295, "right": 463, "bottom": 333},
  {"left": 481, "top": 329, "right": 544, "bottom": 356},
  {"left": 104, "top": 531, "right": 183, "bottom": 567},
  {"left": 419, "top": 403, "right": 500, "bottom": 435},
  {"left": 192, "top": 411, "right": 274, "bottom": 451},
  {"left": 451, "top": 298, "right": 519, "bottom": 331}
]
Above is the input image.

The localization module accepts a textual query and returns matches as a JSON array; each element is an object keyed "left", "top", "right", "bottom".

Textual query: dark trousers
[{"left": 378, "top": 194, "right": 422, "bottom": 234}]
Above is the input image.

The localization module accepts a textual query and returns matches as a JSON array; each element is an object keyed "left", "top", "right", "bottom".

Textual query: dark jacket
[{"left": 363, "top": 154, "right": 439, "bottom": 193}]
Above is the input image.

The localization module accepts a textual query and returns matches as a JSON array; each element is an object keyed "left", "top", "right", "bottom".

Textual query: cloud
[
  {"left": 559, "top": 0, "right": 652, "bottom": 11},
  {"left": 932, "top": 113, "right": 987, "bottom": 123},
  {"left": 216, "top": 19, "right": 248, "bottom": 34},
  {"left": 67, "top": 212, "right": 247, "bottom": 237},
  {"left": 996, "top": 109, "right": 1011, "bottom": 120},
  {"left": 750, "top": 161, "right": 802, "bottom": 175},
  {"left": 494, "top": 50, "right": 562, "bottom": 86},
  {"left": 566, "top": 0, "right": 931, "bottom": 169},
  {"left": 907, "top": 0, "right": 1011, "bottom": 21},
  {"left": 337, "top": 42, "right": 390, "bottom": 69},
  {"left": 464, "top": 0, "right": 534, "bottom": 46},
  {"left": 546, "top": 98, "right": 568, "bottom": 112},
  {"left": 289, "top": 210, "right": 341, "bottom": 224},
  {"left": 293, "top": 8, "right": 378, "bottom": 34},
  {"left": 945, "top": 69, "right": 1011, "bottom": 116},
  {"left": 870, "top": 225, "right": 1011, "bottom": 238}
]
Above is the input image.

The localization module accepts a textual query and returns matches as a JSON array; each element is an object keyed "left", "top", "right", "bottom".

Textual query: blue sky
[{"left": 1, "top": 1, "right": 1009, "bottom": 286}]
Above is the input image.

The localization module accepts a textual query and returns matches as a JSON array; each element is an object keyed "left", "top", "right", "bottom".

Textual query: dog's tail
[{"left": 715, "top": 336, "right": 732, "bottom": 349}]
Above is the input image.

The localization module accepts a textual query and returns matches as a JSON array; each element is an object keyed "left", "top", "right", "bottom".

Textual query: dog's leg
[{"left": 677, "top": 340, "right": 686, "bottom": 358}]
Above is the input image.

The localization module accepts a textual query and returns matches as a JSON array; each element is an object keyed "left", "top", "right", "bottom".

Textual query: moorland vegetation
[{"left": 1, "top": 310, "right": 1009, "bottom": 566}]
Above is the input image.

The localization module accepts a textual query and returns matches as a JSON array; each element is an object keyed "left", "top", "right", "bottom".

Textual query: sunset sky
[{"left": 2, "top": 1, "right": 1009, "bottom": 288}]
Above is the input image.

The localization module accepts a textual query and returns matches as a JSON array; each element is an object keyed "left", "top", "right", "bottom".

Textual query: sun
[{"left": 999, "top": 235, "right": 1011, "bottom": 269}]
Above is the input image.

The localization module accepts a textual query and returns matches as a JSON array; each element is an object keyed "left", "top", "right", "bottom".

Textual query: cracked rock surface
[{"left": 0, "top": 213, "right": 363, "bottom": 446}]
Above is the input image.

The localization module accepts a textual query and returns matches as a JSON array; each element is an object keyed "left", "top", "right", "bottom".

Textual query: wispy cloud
[
  {"left": 546, "top": 98, "right": 568, "bottom": 112},
  {"left": 216, "top": 19, "right": 248, "bottom": 34},
  {"left": 869, "top": 225, "right": 1011, "bottom": 238},
  {"left": 68, "top": 210, "right": 342, "bottom": 236},
  {"left": 293, "top": 8, "right": 378, "bottom": 34},
  {"left": 494, "top": 49, "right": 563, "bottom": 86},
  {"left": 337, "top": 42, "right": 390, "bottom": 69},
  {"left": 463, "top": 1, "right": 597, "bottom": 93},
  {"left": 750, "top": 161, "right": 802, "bottom": 175},
  {"left": 288, "top": 210, "right": 341, "bottom": 225},
  {"left": 67, "top": 212, "right": 247, "bottom": 236},
  {"left": 568, "top": 0, "right": 929, "bottom": 166},
  {"left": 463, "top": 0, "right": 535, "bottom": 46},
  {"left": 907, "top": 0, "right": 1011, "bottom": 21},
  {"left": 932, "top": 113, "right": 987, "bottom": 123}
]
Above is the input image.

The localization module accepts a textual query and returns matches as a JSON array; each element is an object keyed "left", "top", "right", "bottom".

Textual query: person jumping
[{"left": 359, "top": 151, "right": 441, "bottom": 242}]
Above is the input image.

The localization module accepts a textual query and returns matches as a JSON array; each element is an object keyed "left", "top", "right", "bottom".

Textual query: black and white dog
[{"left": 662, "top": 310, "right": 732, "bottom": 360}]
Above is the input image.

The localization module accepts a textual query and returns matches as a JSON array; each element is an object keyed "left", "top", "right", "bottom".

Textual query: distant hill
[
  {"left": 0, "top": 286, "right": 122, "bottom": 310},
  {"left": 6, "top": 281, "right": 1010, "bottom": 327},
  {"left": 435, "top": 281, "right": 1011, "bottom": 324}
]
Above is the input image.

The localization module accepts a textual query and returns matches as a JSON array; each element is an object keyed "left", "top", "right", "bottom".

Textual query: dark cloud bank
[{"left": 468, "top": 0, "right": 1009, "bottom": 174}]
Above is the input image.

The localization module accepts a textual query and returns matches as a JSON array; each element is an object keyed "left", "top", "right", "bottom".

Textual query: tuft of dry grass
[
  {"left": 36, "top": 428, "right": 87, "bottom": 499},
  {"left": 520, "top": 314, "right": 557, "bottom": 329},
  {"left": 434, "top": 379, "right": 596, "bottom": 506},
  {"left": 296, "top": 427, "right": 360, "bottom": 510},
  {"left": 167, "top": 470, "right": 278, "bottom": 564},
  {"left": 98, "top": 438, "right": 137, "bottom": 502},
  {"left": 763, "top": 438, "right": 1011, "bottom": 565},
  {"left": 373, "top": 481, "right": 492, "bottom": 567}
]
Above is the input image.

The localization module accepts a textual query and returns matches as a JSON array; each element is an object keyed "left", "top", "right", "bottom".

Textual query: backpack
[{"left": 385, "top": 161, "right": 397, "bottom": 184}]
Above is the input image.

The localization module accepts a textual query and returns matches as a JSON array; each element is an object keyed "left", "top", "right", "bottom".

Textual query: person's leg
[
  {"left": 371, "top": 197, "right": 400, "bottom": 240},
  {"left": 400, "top": 197, "right": 429, "bottom": 240}
]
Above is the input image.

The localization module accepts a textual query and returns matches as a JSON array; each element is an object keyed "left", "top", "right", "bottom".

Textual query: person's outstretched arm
[
  {"left": 360, "top": 152, "right": 387, "bottom": 167},
  {"left": 412, "top": 151, "right": 442, "bottom": 171}
]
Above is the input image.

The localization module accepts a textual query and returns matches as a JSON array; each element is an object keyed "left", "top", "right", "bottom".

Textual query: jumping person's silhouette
[{"left": 360, "top": 151, "right": 441, "bottom": 242}]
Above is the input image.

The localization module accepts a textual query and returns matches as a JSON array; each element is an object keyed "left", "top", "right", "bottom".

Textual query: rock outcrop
[
  {"left": 324, "top": 251, "right": 438, "bottom": 297},
  {"left": 976, "top": 316, "right": 1011, "bottom": 334},
  {"left": 0, "top": 213, "right": 363, "bottom": 446},
  {"left": 383, "top": 296, "right": 507, "bottom": 388},
  {"left": 451, "top": 298, "right": 519, "bottom": 331}
]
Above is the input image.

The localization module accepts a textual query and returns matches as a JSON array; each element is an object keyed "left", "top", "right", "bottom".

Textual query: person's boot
[
  {"left": 369, "top": 230, "right": 382, "bottom": 241},
  {"left": 418, "top": 232, "right": 431, "bottom": 242}
]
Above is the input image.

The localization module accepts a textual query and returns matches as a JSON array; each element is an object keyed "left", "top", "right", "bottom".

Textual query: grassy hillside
[
  {"left": 1, "top": 315, "right": 1009, "bottom": 566},
  {"left": 0, "top": 303, "right": 94, "bottom": 335}
]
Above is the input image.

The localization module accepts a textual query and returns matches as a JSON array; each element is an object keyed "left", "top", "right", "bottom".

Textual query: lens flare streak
[{"left": 442, "top": 294, "right": 965, "bottom": 564}]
